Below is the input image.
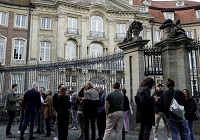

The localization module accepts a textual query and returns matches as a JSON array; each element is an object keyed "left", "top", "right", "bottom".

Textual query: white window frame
[
  {"left": 13, "top": 39, "right": 25, "bottom": 64},
  {"left": 186, "top": 31, "right": 193, "bottom": 39},
  {"left": 40, "top": 42, "right": 50, "bottom": 62},
  {"left": 90, "top": 43, "right": 103, "bottom": 57},
  {"left": 91, "top": 16, "right": 103, "bottom": 32},
  {"left": 41, "top": 17, "right": 51, "bottom": 30},
  {"left": 15, "top": 14, "right": 27, "bottom": 28},
  {"left": 38, "top": 75, "right": 49, "bottom": 90},
  {"left": 11, "top": 73, "right": 24, "bottom": 94},
  {"left": 116, "top": 23, "right": 126, "bottom": 38},
  {"left": 163, "top": 12, "right": 174, "bottom": 20},
  {"left": 154, "top": 30, "right": 161, "bottom": 42},
  {"left": 0, "top": 12, "right": 7, "bottom": 26},
  {"left": 65, "top": 40, "right": 76, "bottom": 60},
  {"left": 68, "top": 17, "right": 78, "bottom": 29},
  {"left": 0, "top": 37, "right": 5, "bottom": 63},
  {"left": 196, "top": 10, "right": 200, "bottom": 19}
]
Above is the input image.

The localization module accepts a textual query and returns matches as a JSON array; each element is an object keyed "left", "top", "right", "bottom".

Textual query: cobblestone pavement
[{"left": 0, "top": 124, "right": 200, "bottom": 140}]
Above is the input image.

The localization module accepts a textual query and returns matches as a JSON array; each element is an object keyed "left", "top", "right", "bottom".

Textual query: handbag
[{"left": 169, "top": 90, "right": 185, "bottom": 121}]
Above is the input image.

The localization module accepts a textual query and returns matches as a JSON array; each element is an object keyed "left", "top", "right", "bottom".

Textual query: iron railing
[
  {"left": 67, "top": 27, "right": 79, "bottom": 35},
  {"left": 0, "top": 52, "right": 124, "bottom": 97},
  {"left": 116, "top": 33, "right": 126, "bottom": 39},
  {"left": 90, "top": 31, "right": 105, "bottom": 38}
]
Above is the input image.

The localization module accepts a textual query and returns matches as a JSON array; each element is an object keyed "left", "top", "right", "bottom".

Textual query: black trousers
[
  {"left": 45, "top": 117, "right": 51, "bottom": 135},
  {"left": 84, "top": 113, "right": 97, "bottom": 140},
  {"left": 97, "top": 111, "right": 106, "bottom": 138},
  {"left": 6, "top": 111, "right": 15, "bottom": 135},
  {"left": 57, "top": 111, "right": 69, "bottom": 140},
  {"left": 19, "top": 112, "right": 24, "bottom": 131},
  {"left": 138, "top": 123, "right": 152, "bottom": 140}
]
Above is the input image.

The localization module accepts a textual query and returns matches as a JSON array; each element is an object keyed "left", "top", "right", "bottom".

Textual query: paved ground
[{"left": 0, "top": 123, "right": 200, "bottom": 140}]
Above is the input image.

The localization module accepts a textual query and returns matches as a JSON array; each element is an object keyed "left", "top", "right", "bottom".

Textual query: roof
[
  {"left": 0, "top": 0, "right": 31, "bottom": 6},
  {"left": 147, "top": 1, "right": 200, "bottom": 24}
]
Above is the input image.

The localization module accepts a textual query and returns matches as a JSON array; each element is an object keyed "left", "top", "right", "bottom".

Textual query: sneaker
[
  {"left": 54, "top": 136, "right": 58, "bottom": 140},
  {"left": 6, "top": 134, "right": 15, "bottom": 138},
  {"left": 71, "top": 127, "right": 77, "bottom": 130},
  {"left": 18, "top": 130, "right": 21, "bottom": 134},
  {"left": 154, "top": 138, "right": 158, "bottom": 140},
  {"left": 25, "top": 130, "right": 29, "bottom": 134},
  {"left": 168, "top": 138, "right": 172, "bottom": 140}
]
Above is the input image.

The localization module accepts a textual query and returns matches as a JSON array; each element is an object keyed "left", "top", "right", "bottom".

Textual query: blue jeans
[
  {"left": 20, "top": 109, "right": 37, "bottom": 138},
  {"left": 71, "top": 109, "right": 78, "bottom": 128},
  {"left": 187, "top": 120, "right": 194, "bottom": 140},
  {"left": 167, "top": 118, "right": 189, "bottom": 140}
]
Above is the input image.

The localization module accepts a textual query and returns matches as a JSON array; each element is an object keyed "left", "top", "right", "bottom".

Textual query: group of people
[
  {"left": 136, "top": 77, "right": 198, "bottom": 140},
  {"left": 4, "top": 81, "right": 131, "bottom": 140}
]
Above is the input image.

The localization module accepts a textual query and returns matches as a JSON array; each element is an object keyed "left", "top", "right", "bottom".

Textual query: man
[
  {"left": 161, "top": 78, "right": 189, "bottom": 140},
  {"left": 52, "top": 83, "right": 64, "bottom": 140},
  {"left": 103, "top": 82, "right": 124, "bottom": 140},
  {"left": 5, "top": 84, "right": 21, "bottom": 138},
  {"left": 20, "top": 82, "right": 41, "bottom": 140},
  {"left": 34, "top": 87, "right": 46, "bottom": 134},
  {"left": 96, "top": 87, "right": 106, "bottom": 140},
  {"left": 153, "top": 84, "right": 171, "bottom": 140}
]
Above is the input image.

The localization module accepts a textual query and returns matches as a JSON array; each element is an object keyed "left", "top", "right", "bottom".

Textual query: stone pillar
[
  {"left": 108, "top": 19, "right": 115, "bottom": 52},
  {"left": 30, "top": 12, "right": 39, "bottom": 60},
  {"left": 155, "top": 36, "right": 192, "bottom": 91},
  {"left": 57, "top": 12, "right": 66, "bottom": 59},
  {"left": 81, "top": 16, "right": 88, "bottom": 57}
]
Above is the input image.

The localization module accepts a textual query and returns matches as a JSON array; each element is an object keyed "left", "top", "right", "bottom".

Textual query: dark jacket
[
  {"left": 76, "top": 88, "right": 84, "bottom": 111},
  {"left": 56, "top": 95, "right": 71, "bottom": 113},
  {"left": 24, "top": 88, "right": 41, "bottom": 110},
  {"left": 161, "top": 88, "right": 186, "bottom": 119},
  {"left": 5, "top": 89, "right": 20, "bottom": 111},
  {"left": 70, "top": 92, "right": 78, "bottom": 110},
  {"left": 136, "top": 86, "right": 155, "bottom": 125},
  {"left": 153, "top": 91, "right": 164, "bottom": 113},
  {"left": 123, "top": 94, "right": 130, "bottom": 111},
  {"left": 185, "top": 97, "right": 197, "bottom": 121},
  {"left": 53, "top": 92, "right": 58, "bottom": 112}
]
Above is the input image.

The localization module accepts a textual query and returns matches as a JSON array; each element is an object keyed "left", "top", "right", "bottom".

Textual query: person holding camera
[{"left": 153, "top": 84, "right": 171, "bottom": 140}]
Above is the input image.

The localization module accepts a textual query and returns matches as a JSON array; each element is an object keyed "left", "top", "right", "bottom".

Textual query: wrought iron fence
[
  {"left": 143, "top": 46, "right": 163, "bottom": 76},
  {"left": 0, "top": 52, "right": 124, "bottom": 97},
  {"left": 67, "top": 27, "right": 79, "bottom": 35},
  {"left": 90, "top": 31, "right": 105, "bottom": 38}
]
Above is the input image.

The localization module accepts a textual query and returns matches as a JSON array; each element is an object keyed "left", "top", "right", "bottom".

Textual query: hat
[{"left": 157, "top": 83, "right": 164, "bottom": 87}]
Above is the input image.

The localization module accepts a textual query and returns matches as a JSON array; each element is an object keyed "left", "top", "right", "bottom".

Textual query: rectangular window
[
  {"left": 40, "top": 42, "right": 50, "bottom": 62},
  {"left": 41, "top": 17, "right": 51, "bottom": 30},
  {"left": 154, "top": 30, "right": 161, "bottom": 42},
  {"left": 15, "top": 14, "right": 27, "bottom": 28},
  {"left": 11, "top": 73, "right": 24, "bottom": 94},
  {"left": 186, "top": 31, "right": 193, "bottom": 39},
  {"left": 116, "top": 24, "right": 126, "bottom": 38},
  {"left": 67, "top": 17, "right": 78, "bottom": 34},
  {"left": 0, "top": 37, "right": 5, "bottom": 63},
  {"left": 13, "top": 39, "right": 25, "bottom": 64},
  {"left": 163, "top": 12, "right": 174, "bottom": 20},
  {"left": 38, "top": 75, "right": 49, "bottom": 90},
  {"left": 196, "top": 10, "right": 200, "bottom": 19},
  {"left": 0, "top": 12, "right": 7, "bottom": 26}
]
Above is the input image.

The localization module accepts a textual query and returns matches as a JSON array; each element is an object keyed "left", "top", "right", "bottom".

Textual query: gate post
[
  {"left": 118, "top": 21, "right": 149, "bottom": 131},
  {"left": 155, "top": 19, "right": 192, "bottom": 92}
]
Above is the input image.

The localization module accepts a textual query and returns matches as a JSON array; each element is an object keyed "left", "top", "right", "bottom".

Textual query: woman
[
  {"left": 83, "top": 82, "right": 99, "bottom": 140},
  {"left": 43, "top": 89, "right": 54, "bottom": 137},
  {"left": 136, "top": 77, "right": 157, "bottom": 140},
  {"left": 56, "top": 87, "right": 71, "bottom": 140},
  {"left": 183, "top": 89, "right": 197, "bottom": 140}
]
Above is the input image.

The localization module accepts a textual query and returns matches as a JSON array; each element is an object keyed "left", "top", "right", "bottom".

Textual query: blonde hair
[{"left": 85, "top": 82, "right": 94, "bottom": 89}]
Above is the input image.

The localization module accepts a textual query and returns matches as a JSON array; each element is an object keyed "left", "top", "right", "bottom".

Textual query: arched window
[
  {"left": 90, "top": 43, "right": 103, "bottom": 57},
  {"left": 40, "top": 41, "right": 50, "bottom": 61},
  {"left": 0, "top": 37, "right": 5, "bottom": 63},
  {"left": 66, "top": 40, "right": 76, "bottom": 60},
  {"left": 13, "top": 39, "right": 25, "bottom": 63},
  {"left": 91, "top": 16, "right": 104, "bottom": 37}
]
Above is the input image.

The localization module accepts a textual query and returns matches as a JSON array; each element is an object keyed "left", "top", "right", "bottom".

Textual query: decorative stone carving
[
  {"left": 159, "top": 19, "right": 186, "bottom": 40},
  {"left": 57, "top": 11, "right": 65, "bottom": 18},
  {"left": 122, "top": 21, "right": 143, "bottom": 43}
]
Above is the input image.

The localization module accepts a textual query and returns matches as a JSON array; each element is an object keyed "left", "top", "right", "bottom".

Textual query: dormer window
[
  {"left": 196, "top": 10, "right": 200, "bottom": 19},
  {"left": 176, "top": 0, "right": 184, "bottom": 6},
  {"left": 163, "top": 12, "right": 174, "bottom": 20}
]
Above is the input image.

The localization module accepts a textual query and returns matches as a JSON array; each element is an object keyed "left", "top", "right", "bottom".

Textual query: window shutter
[
  {"left": 45, "top": 42, "right": 50, "bottom": 61},
  {"left": 47, "top": 18, "right": 51, "bottom": 29},
  {"left": 68, "top": 17, "right": 73, "bottom": 28},
  {"left": 21, "top": 15, "right": 26, "bottom": 27},
  {"left": 72, "top": 18, "right": 77, "bottom": 29}
]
